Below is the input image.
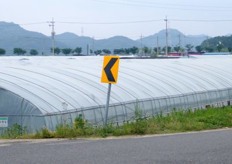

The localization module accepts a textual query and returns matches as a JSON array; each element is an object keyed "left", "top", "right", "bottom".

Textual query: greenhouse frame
[{"left": 0, "top": 55, "right": 232, "bottom": 132}]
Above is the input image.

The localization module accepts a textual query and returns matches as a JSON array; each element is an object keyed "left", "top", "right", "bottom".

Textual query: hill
[
  {"left": 55, "top": 32, "right": 93, "bottom": 50},
  {"left": 55, "top": 33, "right": 140, "bottom": 53},
  {"left": 0, "top": 21, "right": 66, "bottom": 55},
  {"left": 0, "top": 21, "right": 208, "bottom": 55},
  {"left": 140, "top": 29, "right": 207, "bottom": 48},
  {"left": 201, "top": 35, "right": 232, "bottom": 52}
]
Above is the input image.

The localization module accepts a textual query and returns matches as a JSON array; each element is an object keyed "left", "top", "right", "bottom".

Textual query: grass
[{"left": 1, "top": 106, "right": 232, "bottom": 139}]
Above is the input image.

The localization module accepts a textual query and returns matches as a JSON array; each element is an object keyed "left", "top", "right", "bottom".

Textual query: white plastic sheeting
[{"left": 0, "top": 55, "right": 232, "bottom": 131}]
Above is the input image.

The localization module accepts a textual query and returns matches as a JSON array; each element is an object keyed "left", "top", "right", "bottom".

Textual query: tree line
[
  {"left": 0, "top": 45, "right": 194, "bottom": 56},
  {"left": 1, "top": 38, "right": 232, "bottom": 56},
  {"left": 0, "top": 47, "right": 83, "bottom": 56},
  {"left": 0, "top": 48, "right": 38, "bottom": 56},
  {"left": 200, "top": 35, "right": 232, "bottom": 53}
]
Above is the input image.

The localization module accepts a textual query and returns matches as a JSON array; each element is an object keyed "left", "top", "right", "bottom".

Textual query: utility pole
[
  {"left": 178, "top": 34, "right": 181, "bottom": 54},
  {"left": 48, "top": 18, "right": 55, "bottom": 56},
  {"left": 178, "top": 34, "right": 181, "bottom": 46},
  {"left": 164, "top": 16, "right": 168, "bottom": 56},
  {"left": 81, "top": 27, "right": 84, "bottom": 36},
  {"left": 140, "top": 34, "right": 143, "bottom": 56},
  {"left": 156, "top": 36, "right": 159, "bottom": 56},
  {"left": 87, "top": 44, "right": 89, "bottom": 55},
  {"left": 92, "top": 36, "right": 95, "bottom": 55}
]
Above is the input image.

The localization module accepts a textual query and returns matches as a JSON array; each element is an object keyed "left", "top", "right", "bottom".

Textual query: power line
[
  {"left": 56, "top": 19, "right": 162, "bottom": 25},
  {"left": 89, "top": 0, "right": 232, "bottom": 11},
  {"left": 18, "top": 18, "right": 232, "bottom": 27},
  {"left": 19, "top": 22, "right": 47, "bottom": 26},
  {"left": 171, "top": 19, "right": 232, "bottom": 22},
  {"left": 124, "top": 0, "right": 232, "bottom": 9},
  {"left": 56, "top": 19, "right": 232, "bottom": 25}
]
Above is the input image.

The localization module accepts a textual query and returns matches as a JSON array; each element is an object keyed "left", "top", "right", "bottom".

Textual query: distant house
[
  {"left": 168, "top": 52, "right": 202, "bottom": 57},
  {"left": 168, "top": 52, "right": 182, "bottom": 56},
  {"left": 203, "top": 52, "right": 231, "bottom": 55}
]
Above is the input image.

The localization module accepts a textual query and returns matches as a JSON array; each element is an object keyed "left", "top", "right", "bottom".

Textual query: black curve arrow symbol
[{"left": 104, "top": 58, "right": 118, "bottom": 82}]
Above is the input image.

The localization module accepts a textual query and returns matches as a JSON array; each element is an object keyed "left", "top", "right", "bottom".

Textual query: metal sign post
[
  {"left": 101, "top": 56, "right": 120, "bottom": 126},
  {"left": 104, "top": 83, "right": 112, "bottom": 126}
]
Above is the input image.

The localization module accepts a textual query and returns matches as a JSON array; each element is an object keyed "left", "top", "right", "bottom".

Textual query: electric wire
[
  {"left": 19, "top": 22, "right": 47, "bottom": 26},
  {"left": 18, "top": 19, "right": 232, "bottom": 26},
  {"left": 56, "top": 19, "right": 163, "bottom": 25},
  {"left": 57, "top": 19, "right": 232, "bottom": 25},
  {"left": 89, "top": 0, "right": 232, "bottom": 11}
]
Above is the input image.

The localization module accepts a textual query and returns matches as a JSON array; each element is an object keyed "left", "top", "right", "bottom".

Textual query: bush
[
  {"left": 54, "top": 115, "right": 95, "bottom": 138},
  {"left": 41, "top": 128, "right": 54, "bottom": 138},
  {"left": 55, "top": 124, "right": 76, "bottom": 138},
  {"left": 0, "top": 124, "right": 27, "bottom": 139},
  {"left": 74, "top": 114, "right": 85, "bottom": 130}
]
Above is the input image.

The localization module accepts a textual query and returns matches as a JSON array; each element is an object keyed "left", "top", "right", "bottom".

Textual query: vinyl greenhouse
[{"left": 0, "top": 55, "right": 232, "bottom": 132}]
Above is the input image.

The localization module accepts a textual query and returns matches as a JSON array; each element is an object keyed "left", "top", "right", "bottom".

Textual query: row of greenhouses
[{"left": 0, "top": 55, "right": 232, "bottom": 132}]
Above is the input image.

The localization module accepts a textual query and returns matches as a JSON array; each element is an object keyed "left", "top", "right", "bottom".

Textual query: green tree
[
  {"left": 102, "top": 49, "right": 111, "bottom": 54},
  {"left": 124, "top": 48, "right": 130, "bottom": 54},
  {"left": 173, "top": 46, "right": 181, "bottom": 53},
  {"left": 130, "top": 46, "right": 139, "bottom": 54},
  {"left": 143, "top": 46, "right": 151, "bottom": 55},
  {"left": 62, "top": 48, "right": 72, "bottom": 55},
  {"left": 90, "top": 49, "right": 93, "bottom": 54},
  {"left": 13, "top": 48, "right": 26, "bottom": 55},
  {"left": 30, "top": 49, "right": 38, "bottom": 56},
  {"left": 0, "top": 48, "right": 6, "bottom": 55},
  {"left": 216, "top": 41, "right": 224, "bottom": 52},
  {"left": 54, "top": 48, "right": 61, "bottom": 55},
  {"left": 162, "top": 46, "right": 172, "bottom": 54},
  {"left": 94, "top": 50, "right": 102, "bottom": 55},
  {"left": 228, "top": 47, "right": 232, "bottom": 53},
  {"left": 73, "top": 47, "right": 82, "bottom": 55},
  {"left": 195, "top": 45, "right": 203, "bottom": 53},
  {"left": 154, "top": 47, "right": 161, "bottom": 55},
  {"left": 113, "top": 49, "right": 124, "bottom": 54},
  {"left": 185, "top": 44, "right": 194, "bottom": 52},
  {"left": 51, "top": 47, "right": 61, "bottom": 55},
  {"left": 204, "top": 47, "right": 214, "bottom": 52}
]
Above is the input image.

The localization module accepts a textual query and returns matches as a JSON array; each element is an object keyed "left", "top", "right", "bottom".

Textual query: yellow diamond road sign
[{"left": 101, "top": 56, "right": 120, "bottom": 84}]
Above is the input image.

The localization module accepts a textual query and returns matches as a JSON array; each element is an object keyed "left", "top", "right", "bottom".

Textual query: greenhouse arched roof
[{"left": 1, "top": 55, "right": 232, "bottom": 115}]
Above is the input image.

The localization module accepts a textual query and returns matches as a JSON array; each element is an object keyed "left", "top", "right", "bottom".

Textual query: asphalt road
[{"left": 0, "top": 129, "right": 232, "bottom": 164}]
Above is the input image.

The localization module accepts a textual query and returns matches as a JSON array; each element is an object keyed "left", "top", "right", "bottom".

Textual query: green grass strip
[{"left": 1, "top": 106, "right": 232, "bottom": 139}]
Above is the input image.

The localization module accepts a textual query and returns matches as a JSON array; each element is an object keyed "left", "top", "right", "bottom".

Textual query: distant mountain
[
  {"left": 95, "top": 36, "right": 140, "bottom": 51},
  {"left": 0, "top": 21, "right": 209, "bottom": 55},
  {"left": 140, "top": 29, "right": 208, "bottom": 48},
  {"left": 55, "top": 32, "right": 93, "bottom": 50},
  {"left": 0, "top": 21, "right": 66, "bottom": 55},
  {"left": 55, "top": 33, "right": 139, "bottom": 53}
]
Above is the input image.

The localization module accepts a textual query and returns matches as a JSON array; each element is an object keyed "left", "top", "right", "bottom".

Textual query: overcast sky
[{"left": 1, "top": 0, "right": 232, "bottom": 39}]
